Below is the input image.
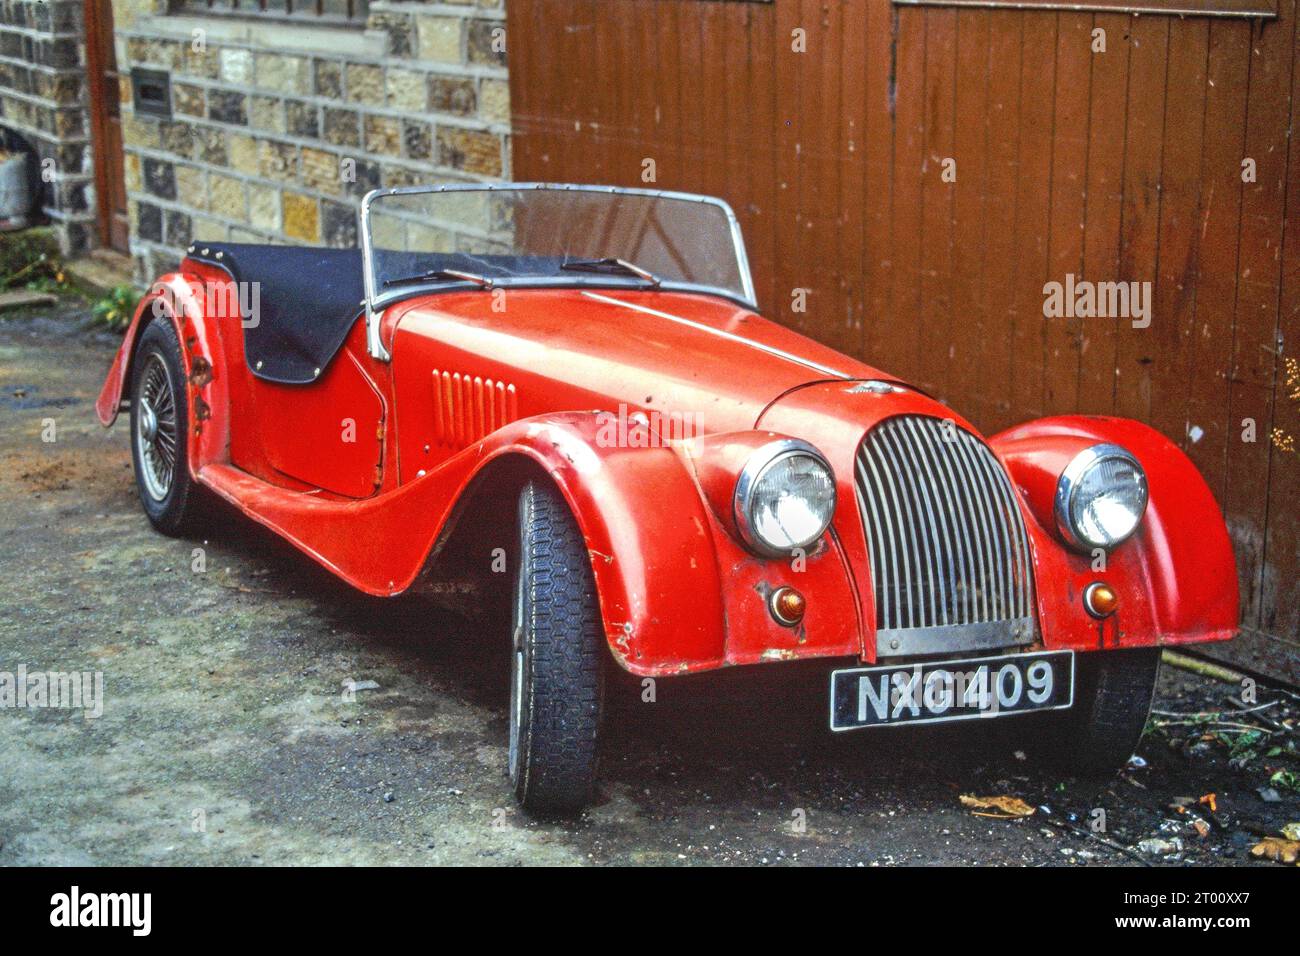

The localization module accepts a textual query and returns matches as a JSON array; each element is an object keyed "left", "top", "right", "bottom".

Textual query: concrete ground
[{"left": 1, "top": 299, "right": 1297, "bottom": 866}]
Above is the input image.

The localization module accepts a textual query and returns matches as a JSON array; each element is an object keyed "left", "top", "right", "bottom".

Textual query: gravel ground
[{"left": 1, "top": 300, "right": 1297, "bottom": 867}]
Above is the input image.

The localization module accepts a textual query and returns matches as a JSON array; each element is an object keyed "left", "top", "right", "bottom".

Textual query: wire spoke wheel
[
  {"left": 136, "top": 353, "right": 178, "bottom": 502},
  {"left": 130, "top": 320, "right": 205, "bottom": 536}
]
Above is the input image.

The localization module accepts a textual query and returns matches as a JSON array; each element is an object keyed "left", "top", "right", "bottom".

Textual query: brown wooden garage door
[{"left": 506, "top": 0, "right": 1300, "bottom": 676}]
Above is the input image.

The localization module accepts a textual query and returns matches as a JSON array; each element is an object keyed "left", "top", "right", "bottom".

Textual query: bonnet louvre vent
[{"left": 431, "top": 370, "right": 518, "bottom": 448}]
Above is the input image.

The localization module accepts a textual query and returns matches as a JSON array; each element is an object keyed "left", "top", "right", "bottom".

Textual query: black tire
[
  {"left": 508, "top": 480, "right": 604, "bottom": 814},
  {"left": 1019, "top": 647, "right": 1161, "bottom": 774},
  {"left": 129, "top": 320, "right": 207, "bottom": 536}
]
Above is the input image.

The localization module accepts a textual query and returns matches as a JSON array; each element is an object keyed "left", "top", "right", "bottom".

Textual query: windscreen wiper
[
  {"left": 559, "top": 257, "right": 661, "bottom": 286},
  {"left": 383, "top": 268, "right": 493, "bottom": 289}
]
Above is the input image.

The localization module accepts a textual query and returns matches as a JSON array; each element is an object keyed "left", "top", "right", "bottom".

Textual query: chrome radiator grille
[{"left": 854, "top": 415, "right": 1035, "bottom": 655}]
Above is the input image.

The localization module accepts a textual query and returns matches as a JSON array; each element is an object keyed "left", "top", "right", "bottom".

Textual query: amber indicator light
[
  {"left": 1084, "top": 582, "right": 1118, "bottom": 618},
  {"left": 770, "top": 586, "right": 806, "bottom": 626}
]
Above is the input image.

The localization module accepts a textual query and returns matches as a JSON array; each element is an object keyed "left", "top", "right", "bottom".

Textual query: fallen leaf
[
  {"left": 959, "top": 794, "right": 1035, "bottom": 819},
  {"left": 1250, "top": 837, "right": 1300, "bottom": 864},
  {"left": 1199, "top": 793, "right": 1218, "bottom": 812},
  {"left": 1282, "top": 822, "right": 1300, "bottom": 842}
]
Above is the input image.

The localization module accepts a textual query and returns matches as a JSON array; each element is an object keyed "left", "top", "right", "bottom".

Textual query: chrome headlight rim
[
  {"left": 733, "top": 438, "right": 837, "bottom": 558},
  {"left": 1054, "top": 442, "right": 1148, "bottom": 552}
]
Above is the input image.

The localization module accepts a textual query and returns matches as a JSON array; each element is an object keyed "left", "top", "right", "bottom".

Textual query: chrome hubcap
[
  {"left": 139, "top": 399, "right": 158, "bottom": 443},
  {"left": 136, "top": 354, "right": 178, "bottom": 502}
]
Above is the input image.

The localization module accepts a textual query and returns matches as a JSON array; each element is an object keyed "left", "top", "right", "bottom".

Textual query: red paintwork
[{"left": 97, "top": 263, "right": 1237, "bottom": 676}]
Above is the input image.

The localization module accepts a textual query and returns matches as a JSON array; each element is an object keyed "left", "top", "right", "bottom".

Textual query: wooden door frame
[{"left": 84, "top": 0, "right": 125, "bottom": 251}]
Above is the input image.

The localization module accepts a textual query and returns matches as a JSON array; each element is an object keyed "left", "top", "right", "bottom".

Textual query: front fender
[
  {"left": 992, "top": 415, "right": 1238, "bottom": 651},
  {"left": 447, "top": 418, "right": 860, "bottom": 674},
  {"left": 491, "top": 417, "right": 729, "bottom": 673}
]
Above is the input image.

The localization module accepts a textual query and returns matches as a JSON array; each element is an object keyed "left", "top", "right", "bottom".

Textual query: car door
[{"left": 237, "top": 326, "right": 387, "bottom": 499}]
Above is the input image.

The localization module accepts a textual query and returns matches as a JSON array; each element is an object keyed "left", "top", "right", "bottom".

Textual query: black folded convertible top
[{"left": 186, "top": 243, "right": 366, "bottom": 385}]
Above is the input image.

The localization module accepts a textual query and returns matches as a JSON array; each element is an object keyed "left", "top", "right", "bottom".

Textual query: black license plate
[{"left": 830, "top": 650, "right": 1074, "bottom": 731}]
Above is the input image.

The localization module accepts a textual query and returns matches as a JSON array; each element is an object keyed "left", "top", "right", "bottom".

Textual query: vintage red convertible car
[{"left": 97, "top": 183, "right": 1238, "bottom": 813}]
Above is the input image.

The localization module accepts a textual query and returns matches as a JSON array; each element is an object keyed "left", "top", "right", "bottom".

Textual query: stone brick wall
[
  {"left": 0, "top": 0, "right": 94, "bottom": 253},
  {"left": 113, "top": 1, "right": 510, "bottom": 281}
]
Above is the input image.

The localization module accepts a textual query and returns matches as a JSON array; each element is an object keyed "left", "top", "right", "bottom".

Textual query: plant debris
[
  {"left": 1249, "top": 836, "right": 1299, "bottom": 864},
  {"left": 959, "top": 794, "right": 1036, "bottom": 819}
]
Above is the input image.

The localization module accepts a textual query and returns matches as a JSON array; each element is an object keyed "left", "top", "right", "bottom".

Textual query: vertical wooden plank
[
  {"left": 1113, "top": 15, "right": 1169, "bottom": 422},
  {"left": 589, "top": 1, "right": 620, "bottom": 182},
  {"left": 589, "top": 0, "right": 611, "bottom": 184},
  {"left": 1008, "top": 10, "right": 1057, "bottom": 423},
  {"left": 1264, "top": 0, "right": 1300, "bottom": 639},
  {"left": 504, "top": 0, "right": 524, "bottom": 172},
  {"left": 862, "top": 0, "right": 895, "bottom": 367},
  {"left": 1183, "top": 20, "right": 1249, "bottom": 507},
  {"left": 681, "top": 0, "right": 711, "bottom": 196},
  {"left": 977, "top": 9, "right": 1023, "bottom": 432},
  {"left": 554, "top": 1, "right": 589, "bottom": 181},
  {"left": 840, "top": 0, "right": 868, "bottom": 361},
  {"left": 787, "top": 0, "right": 844, "bottom": 349},
  {"left": 1226, "top": 3, "right": 1296, "bottom": 631},
  {"left": 773, "top": 0, "right": 804, "bottom": 333},
  {"left": 1076, "top": 13, "right": 1131, "bottom": 415},
  {"left": 643, "top": 1, "right": 665, "bottom": 184},
  {"left": 653, "top": 0, "right": 682, "bottom": 190},
  {"left": 949, "top": 9, "right": 991, "bottom": 418},
  {"left": 749, "top": 2, "right": 779, "bottom": 313},
  {"left": 1147, "top": 18, "right": 1210, "bottom": 446},
  {"left": 812, "top": 0, "right": 850, "bottom": 354},
  {"left": 721, "top": 0, "right": 750, "bottom": 293},
  {"left": 1042, "top": 13, "right": 1093, "bottom": 417},
  {"left": 918, "top": 7, "right": 957, "bottom": 400},
  {"left": 887, "top": 5, "right": 927, "bottom": 382},
  {"left": 616, "top": 0, "right": 645, "bottom": 183},
  {"left": 504, "top": 0, "right": 539, "bottom": 177}
]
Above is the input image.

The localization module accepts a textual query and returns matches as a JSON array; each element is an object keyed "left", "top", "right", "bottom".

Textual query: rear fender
[
  {"left": 95, "top": 273, "right": 228, "bottom": 477},
  {"left": 992, "top": 415, "right": 1238, "bottom": 651}
]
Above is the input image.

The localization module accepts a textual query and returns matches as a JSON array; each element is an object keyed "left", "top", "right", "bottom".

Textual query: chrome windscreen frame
[{"left": 358, "top": 182, "right": 759, "bottom": 363}]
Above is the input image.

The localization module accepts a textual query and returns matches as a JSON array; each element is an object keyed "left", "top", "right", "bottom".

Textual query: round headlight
[
  {"left": 1055, "top": 443, "right": 1148, "bottom": 551},
  {"left": 734, "top": 440, "right": 837, "bottom": 556}
]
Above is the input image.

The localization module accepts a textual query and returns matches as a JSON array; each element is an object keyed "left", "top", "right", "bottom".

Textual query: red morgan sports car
[{"left": 97, "top": 183, "right": 1239, "bottom": 813}]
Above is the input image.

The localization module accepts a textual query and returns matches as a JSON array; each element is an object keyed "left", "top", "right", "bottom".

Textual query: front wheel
[
  {"left": 1018, "top": 646, "right": 1161, "bottom": 774},
  {"left": 508, "top": 480, "right": 604, "bottom": 814}
]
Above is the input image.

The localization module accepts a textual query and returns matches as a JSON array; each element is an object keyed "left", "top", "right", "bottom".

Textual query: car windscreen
[{"left": 363, "top": 186, "right": 753, "bottom": 305}]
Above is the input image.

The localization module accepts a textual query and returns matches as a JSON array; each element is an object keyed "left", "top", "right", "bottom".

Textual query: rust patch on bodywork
[{"left": 188, "top": 356, "right": 213, "bottom": 387}]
